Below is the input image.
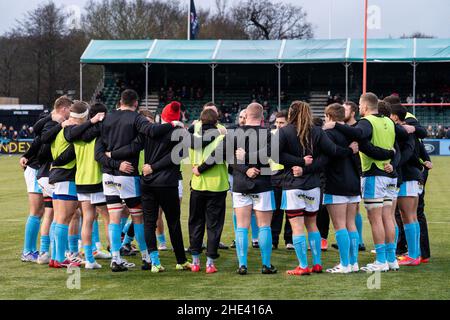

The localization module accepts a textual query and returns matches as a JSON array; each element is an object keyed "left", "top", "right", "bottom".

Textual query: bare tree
[
  {"left": 82, "top": 0, "right": 186, "bottom": 39},
  {"left": 0, "top": 36, "right": 19, "bottom": 97},
  {"left": 232, "top": 0, "right": 313, "bottom": 40},
  {"left": 14, "top": 2, "right": 70, "bottom": 105}
]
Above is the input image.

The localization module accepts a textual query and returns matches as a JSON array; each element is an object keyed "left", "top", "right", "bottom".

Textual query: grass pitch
[{"left": 0, "top": 155, "right": 449, "bottom": 300}]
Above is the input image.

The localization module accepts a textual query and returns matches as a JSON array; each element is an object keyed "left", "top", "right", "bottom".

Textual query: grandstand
[{"left": 80, "top": 38, "right": 450, "bottom": 126}]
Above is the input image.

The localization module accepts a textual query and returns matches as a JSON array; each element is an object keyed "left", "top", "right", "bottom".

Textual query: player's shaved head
[
  {"left": 246, "top": 103, "right": 263, "bottom": 121},
  {"left": 360, "top": 92, "right": 379, "bottom": 110}
]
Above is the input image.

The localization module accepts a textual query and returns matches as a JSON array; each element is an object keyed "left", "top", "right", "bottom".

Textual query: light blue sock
[
  {"left": 355, "top": 212, "right": 364, "bottom": 245},
  {"left": 150, "top": 250, "right": 160, "bottom": 265},
  {"left": 133, "top": 223, "right": 147, "bottom": 251},
  {"left": 250, "top": 212, "right": 259, "bottom": 240},
  {"left": 293, "top": 234, "right": 308, "bottom": 268},
  {"left": 308, "top": 231, "right": 322, "bottom": 266},
  {"left": 55, "top": 224, "right": 69, "bottom": 263},
  {"left": 40, "top": 235, "right": 50, "bottom": 254},
  {"left": 206, "top": 257, "right": 214, "bottom": 266},
  {"left": 92, "top": 220, "right": 100, "bottom": 251},
  {"left": 84, "top": 244, "right": 95, "bottom": 263},
  {"left": 258, "top": 226, "right": 272, "bottom": 266},
  {"left": 394, "top": 224, "right": 399, "bottom": 246},
  {"left": 68, "top": 234, "right": 79, "bottom": 254},
  {"left": 235, "top": 227, "right": 248, "bottom": 267},
  {"left": 157, "top": 233, "right": 166, "bottom": 245},
  {"left": 122, "top": 234, "right": 133, "bottom": 246},
  {"left": 50, "top": 221, "right": 56, "bottom": 259},
  {"left": 348, "top": 231, "right": 359, "bottom": 265},
  {"left": 386, "top": 242, "right": 396, "bottom": 263},
  {"left": 23, "top": 215, "right": 41, "bottom": 254},
  {"left": 109, "top": 223, "right": 122, "bottom": 253},
  {"left": 122, "top": 221, "right": 132, "bottom": 234},
  {"left": 374, "top": 243, "right": 386, "bottom": 263},
  {"left": 404, "top": 223, "right": 416, "bottom": 259},
  {"left": 120, "top": 217, "right": 128, "bottom": 232},
  {"left": 414, "top": 222, "right": 421, "bottom": 258},
  {"left": 335, "top": 229, "right": 350, "bottom": 267},
  {"left": 232, "top": 210, "right": 237, "bottom": 232}
]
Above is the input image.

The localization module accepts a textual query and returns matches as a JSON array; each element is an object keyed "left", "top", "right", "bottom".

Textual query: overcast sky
[{"left": 1, "top": 0, "right": 449, "bottom": 38}]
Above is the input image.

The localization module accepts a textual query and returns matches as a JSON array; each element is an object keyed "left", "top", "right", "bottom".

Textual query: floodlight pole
[
  {"left": 363, "top": 0, "right": 368, "bottom": 94},
  {"left": 80, "top": 63, "right": 84, "bottom": 100},
  {"left": 276, "top": 64, "right": 283, "bottom": 111},
  {"left": 145, "top": 63, "right": 149, "bottom": 109},
  {"left": 211, "top": 64, "right": 217, "bottom": 103},
  {"left": 412, "top": 61, "right": 417, "bottom": 115}
]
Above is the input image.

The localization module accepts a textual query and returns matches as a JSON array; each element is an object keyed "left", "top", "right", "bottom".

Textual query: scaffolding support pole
[
  {"left": 211, "top": 64, "right": 217, "bottom": 103},
  {"left": 276, "top": 64, "right": 283, "bottom": 111},
  {"left": 412, "top": 61, "right": 417, "bottom": 115},
  {"left": 80, "top": 63, "right": 84, "bottom": 100},
  {"left": 145, "top": 63, "right": 149, "bottom": 109},
  {"left": 345, "top": 62, "right": 350, "bottom": 101}
]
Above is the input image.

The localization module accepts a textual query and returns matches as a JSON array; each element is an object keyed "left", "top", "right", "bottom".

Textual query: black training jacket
[
  {"left": 323, "top": 128, "right": 361, "bottom": 196},
  {"left": 278, "top": 124, "right": 353, "bottom": 191},
  {"left": 94, "top": 109, "right": 173, "bottom": 176}
]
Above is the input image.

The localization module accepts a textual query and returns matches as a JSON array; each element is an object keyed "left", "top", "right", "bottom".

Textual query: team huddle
[{"left": 19, "top": 89, "right": 432, "bottom": 275}]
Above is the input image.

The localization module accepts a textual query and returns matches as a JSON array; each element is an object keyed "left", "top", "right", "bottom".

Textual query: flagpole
[
  {"left": 363, "top": 0, "right": 368, "bottom": 94},
  {"left": 187, "top": 0, "right": 191, "bottom": 40}
]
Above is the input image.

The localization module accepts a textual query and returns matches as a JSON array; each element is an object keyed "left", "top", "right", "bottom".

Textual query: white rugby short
[
  {"left": 281, "top": 187, "right": 321, "bottom": 213},
  {"left": 361, "top": 176, "right": 398, "bottom": 200},
  {"left": 102, "top": 174, "right": 141, "bottom": 199},
  {"left": 53, "top": 181, "right": 78, "bottom": 201},
  {"left": 323, "top": 194, "right": 361, "bottom": 205},
  {"left": 398, "top": 180, "right": 421, "bottom": 198},
  {"left": 77, "top": 191, "right": 106, "bottom": 205},
  {"left": 24, "top": 167, "right": 42, "bottom": 194},
  {"left": 232, "top": 190, "right": 276, "bottom": 212},
  {"left": 37, "top": 177, "right": 55, "bottom": 198}
]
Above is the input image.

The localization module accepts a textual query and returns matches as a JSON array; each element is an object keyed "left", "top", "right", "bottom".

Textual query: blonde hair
[
  {"left": 288, "top": 100, "right": 313, "bottom": 152},
  {"left": 53, "top": 96, "right": 73, "bottom": 110}
]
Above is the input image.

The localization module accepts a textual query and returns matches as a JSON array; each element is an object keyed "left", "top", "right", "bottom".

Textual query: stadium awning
[{"left": 80, "top": 38, "right": 450, "bottom": 64}]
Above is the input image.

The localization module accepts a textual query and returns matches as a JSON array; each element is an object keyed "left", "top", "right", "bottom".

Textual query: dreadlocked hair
[{"left": 288, "top": 100, "right": 313, "bottom": 153}]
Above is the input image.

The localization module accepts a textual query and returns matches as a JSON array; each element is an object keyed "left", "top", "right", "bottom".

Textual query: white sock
[
  {"left": 112, "top": 251, "right": 120, "bottom": 262},
  {"left": 141, "top": 250, "right": 150, "bottom": 263},
  {"left": 192, "top": 255, "right": 200, "bottom": 265},
  {"left": 96, "top": 242, "right": 103, "bottom": 250},
  {"left": 206, "top": 257, "right": 214, "bottom": 266}
]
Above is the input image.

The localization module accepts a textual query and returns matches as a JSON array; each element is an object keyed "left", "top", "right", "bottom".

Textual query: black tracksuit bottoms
[
  {"left": 189, "top": 190, "right": 227, "bottom": 259},
  {"left": 141, "top": 183, "right": 187, "bottom": 264},
  {"left": 271, "top": 187, "right": 293, "bottom": 245},
  {"left": 395, "top": 169, "right": 431, "bottom": 258}
]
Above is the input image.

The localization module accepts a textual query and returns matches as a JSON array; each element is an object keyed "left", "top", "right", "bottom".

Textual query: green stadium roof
[{"left": 80, "top": 38, "right": 450, "bottom": 64}]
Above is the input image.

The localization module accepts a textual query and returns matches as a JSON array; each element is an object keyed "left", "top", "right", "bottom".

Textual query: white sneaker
[
  {"left": 85, "top": 261, "right": 102, "bottom": 269},
  {"left": 370, "top": 249, "right": 376, "bottom": 254},
  {"left": 121, "top": 258, "right": 136, "bottom": 268},
  {"left": 350, "top": 263, "right": 359, "bottom": 273},
  {"left": 361, "top": 261, "right": 389, "bottom": 272},
  {"left": 326, "top": 264, "right": 351, "bottom": 274},
  {"left": 158, "top": 243, "right": 168, "bottom": 251},
  {"left": 388, "top": 260, "right": 400, "bottom": 271},
  {"left": 94, "top": 249, "right": 112, "bottom": 259},
  {"left": 286, "top": 243, "right": 295, "bottom": 250},
  {"left": 37, "top": 252, "right": 50, "bottom": 265},
  {"left": 68, "top": 253, "right": 85, "bottom": 265}
]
